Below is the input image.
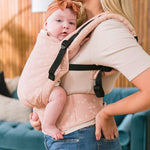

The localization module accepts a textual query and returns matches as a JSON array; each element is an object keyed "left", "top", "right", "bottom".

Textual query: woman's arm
[{"left": 95, "top": 67, "right": 150, "bottom": 140}]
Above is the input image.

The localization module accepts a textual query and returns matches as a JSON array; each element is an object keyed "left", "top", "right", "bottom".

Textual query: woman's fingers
[
  {"left": 30, "top": 111, "right": 39, "bottom": 121},
  {"left": 29, "top": 112, "right": 42, "bottom": 131},
  {"left": 95, "top": 108, "right": 118, "bottom": 140},
  {"left": 95, "top": 120, "right": 102, "bottom": 140},
  {"left": 30, "top": 119, "right": 42, "bottom": 131},
  {"left": 95, "top": 112, "right": 103, "bottom": 140},
  {"left": 114, "top": 130, "right": 119, "bottom": 138}
]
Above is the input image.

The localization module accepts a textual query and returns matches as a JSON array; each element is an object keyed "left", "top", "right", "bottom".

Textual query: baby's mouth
[{"left": 62, "top": 32, "right": 68, "bottom": 36}]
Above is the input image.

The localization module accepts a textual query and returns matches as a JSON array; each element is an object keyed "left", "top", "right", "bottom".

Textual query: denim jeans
[{"left": 44, "top": 125, "right": 122, "bottom": 150}]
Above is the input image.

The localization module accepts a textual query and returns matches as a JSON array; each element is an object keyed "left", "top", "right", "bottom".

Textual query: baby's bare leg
[{"left": 42, "top": 86, "right": 66, "bottom": 140}]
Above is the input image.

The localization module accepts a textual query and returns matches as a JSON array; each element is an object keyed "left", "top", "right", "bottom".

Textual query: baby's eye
[
  {"left": 69, "top": 22, "right": 75, "bottom": 25},
  {"left": 56, "top": 19, "right": 62, "bottom": 22}
]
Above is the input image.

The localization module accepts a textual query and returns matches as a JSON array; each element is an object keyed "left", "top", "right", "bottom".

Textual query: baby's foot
[{"left": 42, "top": 125, "right": 65, "bottom": 140}]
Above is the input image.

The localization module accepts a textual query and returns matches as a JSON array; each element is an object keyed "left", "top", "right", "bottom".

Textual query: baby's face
[{"left": 45, "top": 8, "right": 77, "bottom": 41}]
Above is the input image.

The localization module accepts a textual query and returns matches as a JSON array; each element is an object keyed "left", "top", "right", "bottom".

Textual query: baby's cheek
[{"left": 70, "top": 27, "right": 76, "bottom": 33}]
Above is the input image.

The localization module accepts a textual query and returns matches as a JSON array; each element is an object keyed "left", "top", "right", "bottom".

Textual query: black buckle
[
  {"left": 94, "top": 85, "right": 104, "bottom": 97},
  {"left": 61, "top": 40, "right": 69, "bottom": 49}
]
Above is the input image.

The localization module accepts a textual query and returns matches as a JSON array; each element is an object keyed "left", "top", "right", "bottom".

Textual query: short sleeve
[{"left": 89, "top": 19, "right": 150, "bottom": 81}]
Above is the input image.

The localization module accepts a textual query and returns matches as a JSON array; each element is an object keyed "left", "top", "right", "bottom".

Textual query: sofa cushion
[
  {"left": 0, "top": 95, "right": 32, "bottom": 123},
  {"left": 0, "top": 71, "right": 11, "bottom": 97},
  {"left": 0, "top": 122, "right": 45, "bottom": 150}
]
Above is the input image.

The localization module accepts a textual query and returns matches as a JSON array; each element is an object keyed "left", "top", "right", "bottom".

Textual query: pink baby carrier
[{"left": 18, "top": 12, "right": 137, "bottom": 108}]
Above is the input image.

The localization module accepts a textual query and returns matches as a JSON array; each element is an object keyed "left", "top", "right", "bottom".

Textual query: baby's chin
[{"left": 58, "top": 35, "right": 68, "bottom": 41}]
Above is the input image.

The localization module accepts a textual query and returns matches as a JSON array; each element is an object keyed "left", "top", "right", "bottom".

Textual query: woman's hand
[
  {"left": 95, "top": 107, "right": 119, "bottom": 140},
  {"left": 29, "top": 112, "right": 42, "bottom": 131}
]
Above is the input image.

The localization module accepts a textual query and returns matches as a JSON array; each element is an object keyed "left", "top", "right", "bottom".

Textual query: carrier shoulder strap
[{"left": 48, "top": 13, "right": 138, "bottom": 97}]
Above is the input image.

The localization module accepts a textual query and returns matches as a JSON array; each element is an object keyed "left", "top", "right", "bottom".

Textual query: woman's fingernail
[{"left": 96, "top": 136, "right": 100, "bottom": 140}]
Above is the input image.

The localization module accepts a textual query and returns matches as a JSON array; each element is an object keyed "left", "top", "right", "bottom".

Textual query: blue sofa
[{"left": 0, "top": 88, "right": 150, "bottom": 150}]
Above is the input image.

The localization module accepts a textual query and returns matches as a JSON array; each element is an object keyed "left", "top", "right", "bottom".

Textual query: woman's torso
[{"left": 38, "top": 16, "right": 150, "bottom": 134}]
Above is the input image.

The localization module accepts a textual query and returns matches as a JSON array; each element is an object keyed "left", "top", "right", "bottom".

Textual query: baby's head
[{"left": 44, "top": 0, "right": 87, "bottom": 41}]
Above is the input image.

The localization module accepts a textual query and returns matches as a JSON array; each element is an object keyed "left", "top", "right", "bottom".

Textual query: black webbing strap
[
  {"left": 48, "top": 19, "right": 94, "bottom": 81},
  {"left": 94, "top": 66, "right": 112, "bottom": 97},
  {"left": 69, "top": 64, "right": 111, "bottom": 71},
  {"left": 69, "top": 64, "right": 112, "bottom": 97},
  {"left": 94, "top": 70, "right": 104, "bottom": 97}
]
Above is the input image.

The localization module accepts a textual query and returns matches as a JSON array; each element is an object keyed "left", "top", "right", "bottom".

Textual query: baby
[
  {"left": 22, "top": 0, "right": 87, "bottom": 140},
  {"left": 42, "top": 0, "right": 87, "bottom": 140}
]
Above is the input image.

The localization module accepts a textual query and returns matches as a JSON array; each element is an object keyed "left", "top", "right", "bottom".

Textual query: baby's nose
[{"left": 63, "top": 22, "right": 69, "bottom": 29}]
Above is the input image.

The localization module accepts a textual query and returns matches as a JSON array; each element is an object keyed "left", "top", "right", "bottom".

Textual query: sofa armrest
[
  {"left": 118, "top": 114, "right": 133, "bottom": 147},
  {"left": 130, "top": 110, "right": 150, "bottom": 150}
]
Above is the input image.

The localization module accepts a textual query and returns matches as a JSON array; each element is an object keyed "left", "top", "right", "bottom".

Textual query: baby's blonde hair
[
  {"left": 101, "top": 0, "right": 135, "bottom": 28},
  {"left": 73, "top": 1, "right": 87, "bottom": 27}
]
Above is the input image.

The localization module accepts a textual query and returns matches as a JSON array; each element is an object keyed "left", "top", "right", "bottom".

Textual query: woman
[{"left": 30, "top": 0, "right": 150, "bottom": 149}]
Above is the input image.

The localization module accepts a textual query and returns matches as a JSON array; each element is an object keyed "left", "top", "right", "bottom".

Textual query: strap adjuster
[{"left": 61, "top": 40, "right": 69, "bottom": 49}]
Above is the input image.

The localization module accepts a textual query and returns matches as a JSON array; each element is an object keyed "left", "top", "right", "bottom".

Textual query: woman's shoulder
[
  {"left": 96, "top": 18, "right": 133, "bottom": 35},
  {"left": 90, "top": 18, "right": 136, "bottom": 46},
  {"left": 93, "top": 13, "right": 136, "bottom": 36}
]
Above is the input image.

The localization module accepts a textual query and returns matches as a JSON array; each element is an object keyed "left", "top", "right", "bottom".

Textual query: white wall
[{"left": 32, "top": 0, "right": 54, "bottom": 12}]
